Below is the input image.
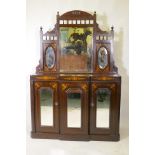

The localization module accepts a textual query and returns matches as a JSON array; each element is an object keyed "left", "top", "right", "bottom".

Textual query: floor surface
[{"left": 27, "top": 119, "right": 128, "bottom": 155}]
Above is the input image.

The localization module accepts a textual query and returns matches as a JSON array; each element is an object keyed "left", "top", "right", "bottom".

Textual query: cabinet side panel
[
  {"left": 30, "top": 78, "right": 36, "bottom": 133},
  {"left": 114, "top": 80, "right": 121, "bottom": 136}
]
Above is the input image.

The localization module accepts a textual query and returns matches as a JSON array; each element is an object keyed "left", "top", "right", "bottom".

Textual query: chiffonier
[{"left": 30, "top": 10, "right": 121, "bottom": 141}]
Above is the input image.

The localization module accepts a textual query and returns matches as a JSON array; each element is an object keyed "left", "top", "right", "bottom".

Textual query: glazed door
[
  {"left": 34, "top": 81, "right": 59, "bottom": 133},
  {"left": 90, "top": 82, "right": 120, "bottom": 135},
  {"left": 60, "top": 82, "right": 89, "bottom": 135}
]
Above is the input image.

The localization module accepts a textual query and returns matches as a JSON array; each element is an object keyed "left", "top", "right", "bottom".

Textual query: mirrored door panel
[
  {"left": 96, "top": 88, "right": 111, "bottom": 128},
  {"left": 67, "top": 92, "right": 81, "bottom": 128},
  {"left": 60, "top": 82, "right": 88, "bottom": 135},
  {"left": 34, "top": 81, "right": 59, "bottom": 133},
  {"left": 90, "top": 82, "right": 116, "bottom": 134},
  {"left": 40, "top": 87, "right": 53, "bottom": 126}
]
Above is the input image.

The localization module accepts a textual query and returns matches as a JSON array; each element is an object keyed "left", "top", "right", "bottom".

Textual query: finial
[
  {"left": 40, "top": 26, "right": 43, "bottom": 31},
  {"left": 94, "top": 11, "right": 96, "bottom": 14},
  {"left": 111, "top": 25, "right": 114, "bottom": 31},
  {"left": 57, "top": 11, "right": 59, "bottom": 15}
]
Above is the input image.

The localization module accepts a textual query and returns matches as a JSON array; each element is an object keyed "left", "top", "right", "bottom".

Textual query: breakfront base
[
  {"left": 30, "top": 10, "right": 122, "bottom": 142},
  {"left": 31, "top": 132, "right": 120, "bottom": 141}
]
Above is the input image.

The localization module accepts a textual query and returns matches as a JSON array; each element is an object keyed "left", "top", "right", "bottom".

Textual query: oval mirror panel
[
  {"left": 98, "top": 47, "right": 108, "bottom": 69},
  {"left": 46, "top": 47, "right": 55, "bottom": 68}
]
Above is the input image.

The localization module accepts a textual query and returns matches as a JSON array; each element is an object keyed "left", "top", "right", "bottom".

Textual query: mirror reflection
[
  {"left": 96, "top": 88, "right": 110, "bottom": 128},
  {"left": 98, "top": 47, "right": 108, "bottom": 69},
  {"left": 46, "top": 47, "right": 55, "bottom": 68},
  {"left": 40, "top": 87, "right": 53, "bottom": 126},
  {"left": 60, "top": 27, "right": 93, "bottom": 72},
  {"left": 67, "top": 92, "right": 81, "bottom": 128}
]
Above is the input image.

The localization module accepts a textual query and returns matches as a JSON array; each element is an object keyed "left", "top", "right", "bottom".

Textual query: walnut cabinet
[{"left": 30, "top": 10, "right": 121, "bottom": 141}]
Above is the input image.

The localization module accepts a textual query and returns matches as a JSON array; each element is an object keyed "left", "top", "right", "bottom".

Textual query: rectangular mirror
[
  {"left": 96, "top": 88, "right": 110, "bottom": 128},
  {"left": 59, "top": 27, "right": 93, "bottom": 73},
  {"left": 67, "top": 92, "right": 81, "bottom": 128},
  {"left": 40, "top": 87, "right": 53, "bottom": 126}
]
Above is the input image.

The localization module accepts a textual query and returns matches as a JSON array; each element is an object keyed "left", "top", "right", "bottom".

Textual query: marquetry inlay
[
  {"left": 93, "top": 76, "right": 114, "bottom": 81},
  {"left": 35, "top": 76, "right": 57, "bottom": 80},
  {"left": 61, "top": 83, "right": 68, "bottom": 91},
  {"left": 62, "top": 77, "right": 86, "bottom": 81},
  {"left": 81, "top": 84, "right": 88, "bottom": 92},
  {"left": 92, "top": 83, "right": 97, "bottom": 90},
  {"left": 34, "top": 82, "right": 40, "bottom": 88},
  {"left": 49, "top": 83, "right": 57, "bottom": 89}
]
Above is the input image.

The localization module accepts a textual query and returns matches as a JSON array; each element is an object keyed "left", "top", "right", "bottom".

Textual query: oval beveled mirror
[
  {"left": 45, "top": 46, "right": 55, "bottom": 68},
  {"left": 98, "top": 47, "right": 108, "bottom": 69}
]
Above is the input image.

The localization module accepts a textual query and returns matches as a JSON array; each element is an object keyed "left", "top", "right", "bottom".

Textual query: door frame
[
  {"left": 60, "top": 82, "right": 89, "bottom": 135},
  {"left": 90, "top": 82, "right": 119, "bottom": 135},
  {"left": 34, "top": 81, "right": 59, "bottom": 133}
]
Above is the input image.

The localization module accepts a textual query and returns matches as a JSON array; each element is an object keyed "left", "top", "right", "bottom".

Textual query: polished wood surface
[{"left": 30, "top": 10, "right": 121, "bottom": 141}]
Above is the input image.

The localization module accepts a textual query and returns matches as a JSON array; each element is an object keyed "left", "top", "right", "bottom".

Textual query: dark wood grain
[{"left": 30, "top": 10, "right": 121, "bottom": 141}]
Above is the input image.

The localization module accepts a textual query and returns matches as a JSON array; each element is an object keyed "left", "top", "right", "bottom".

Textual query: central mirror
[{"left": 60, "top": 27, "right": 93, "bottom": 73}]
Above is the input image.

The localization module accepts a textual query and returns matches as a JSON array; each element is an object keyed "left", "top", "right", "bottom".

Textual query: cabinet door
[
  {"left": 90, "top": 82, "right": 120, "bottom": 135},
  {"left": 60, "top": 82, "right": 89, "bottom": 135},
  {"left": 34, "top": 81, "right": 59, "bottom": 133}
]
